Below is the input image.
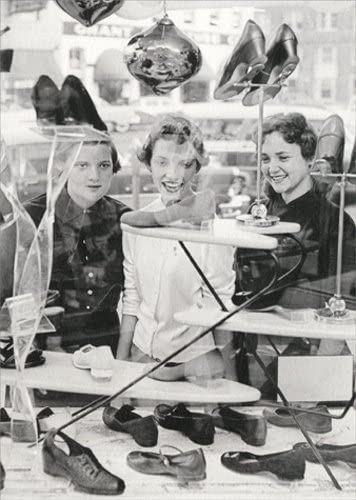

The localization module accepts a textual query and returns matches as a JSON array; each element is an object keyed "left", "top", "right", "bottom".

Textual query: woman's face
[
  {"left": 67, "top": 143, "right": 113, "bottom": 209},
  {"left": 261, "top": 131, "right": 312, "bottom": 202},
  {"left": 150, "top": 138, "right": 199, "bottom": 205}
]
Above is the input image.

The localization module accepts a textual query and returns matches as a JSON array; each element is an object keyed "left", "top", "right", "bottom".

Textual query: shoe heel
[{"left": 43, "top": 454, "right": 69, "bottom": 479}]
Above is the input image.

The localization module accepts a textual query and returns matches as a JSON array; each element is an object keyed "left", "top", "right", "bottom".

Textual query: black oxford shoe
[{"left": 312, "top": 115, "right": 345, "bottom": 180}]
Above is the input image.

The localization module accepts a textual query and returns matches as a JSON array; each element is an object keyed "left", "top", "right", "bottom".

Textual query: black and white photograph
[{"left": 0, "top": 0, "right": 355, "bottom": 498}]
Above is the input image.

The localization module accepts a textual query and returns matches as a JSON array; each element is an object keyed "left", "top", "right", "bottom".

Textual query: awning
[
  {"left": 7, "top": 50, "right": 62, "bottom": 84},
  {"left": 94, "top": 49, "right": 130, "bottom": 82},
  {"left": 189, "top": 59, "right": 214, "bottom": 82}
]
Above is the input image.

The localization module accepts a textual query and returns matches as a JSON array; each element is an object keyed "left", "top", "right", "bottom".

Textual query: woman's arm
[
  {"left": 117, "top": 232, "right": 140, "bottom": 359},
  {"left": 116, "top": 313, "right": 137, "bottom": 359}
]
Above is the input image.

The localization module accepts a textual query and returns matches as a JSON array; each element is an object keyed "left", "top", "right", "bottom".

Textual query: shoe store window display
[
  {"left": 25, "top": 75, "right": 131, "bottom": 355},
  {"left": 235, "top": 113, "right": 356, "bottom": 391},
  {"left": 117, "top": 114, "right": 237, "bottom": 380}
]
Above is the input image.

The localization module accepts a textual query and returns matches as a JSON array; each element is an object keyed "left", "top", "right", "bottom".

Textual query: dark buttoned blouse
[{"left": 26, "top": 189, "right": 130, "bottom": 347}]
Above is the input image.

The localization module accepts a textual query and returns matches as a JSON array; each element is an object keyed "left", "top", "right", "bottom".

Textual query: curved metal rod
[
  {"left": 31, "top": 251, "right": 280, "bottom": 444},
  {"left": 275, "top": 233, "right": 306, "bottom": 286}
]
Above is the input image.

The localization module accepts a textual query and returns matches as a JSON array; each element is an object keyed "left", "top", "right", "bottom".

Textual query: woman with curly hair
[{"left": 117, "top": 114, "right": 236, "bottom": 377}]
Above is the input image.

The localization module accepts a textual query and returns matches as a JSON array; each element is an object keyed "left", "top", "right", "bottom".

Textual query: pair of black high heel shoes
[
  {"left": 31, "top": 74, "right": 107, "bottom": 131},
  {"left": 214, "top": 20, "right": 300, "bottom": 105}
]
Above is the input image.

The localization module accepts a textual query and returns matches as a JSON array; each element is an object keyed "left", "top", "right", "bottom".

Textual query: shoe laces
[{"left": 77, "top": 454, "right": 100, "bottom": 479}]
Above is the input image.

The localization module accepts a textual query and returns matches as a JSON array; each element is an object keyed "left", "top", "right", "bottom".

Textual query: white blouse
[{"left": 122, "top": 198, "right": 235, "bottom": 362}]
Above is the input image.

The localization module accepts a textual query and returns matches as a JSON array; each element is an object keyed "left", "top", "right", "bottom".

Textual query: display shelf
[
  {"left": 174, "top": 306, "right": 356, "bottom": 341},
  {"left": 121, "top": 220, "right": 279, "bottom": 249},
  {"left": 1, "top": 351, "right": 261, "bottom": 404}
]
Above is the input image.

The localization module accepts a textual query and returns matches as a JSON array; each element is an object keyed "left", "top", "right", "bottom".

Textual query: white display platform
[
  {"left": 121, "top": 220, "right": 279, "bottom": 249},
  {"left": 236, "top": 220, "right": 300, "bottom": 235},
  {"left": 174, "top": 306, "right": 356, "bottom": 341},
  {"left": 1, "top": 351, "right": 261, "bottom": 403}
]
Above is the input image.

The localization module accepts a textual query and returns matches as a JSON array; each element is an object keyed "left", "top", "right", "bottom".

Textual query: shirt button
[
  {"left": 82, "top": 239, "right": 86, "bottom": 244},
  {"left": 88, "top": 272, "right": 94, "bottom": 278},
  {"left": 86, "top": 305, "right": 91, "bottom": 310},
  {"left": 85, "top": 256, "right": 89, "bottom": 261},
  {"left": 87, "top": 289, "right": 93, "bottom": 296}
]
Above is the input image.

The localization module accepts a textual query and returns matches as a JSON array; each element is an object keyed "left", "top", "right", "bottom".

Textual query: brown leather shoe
[
  {"left": 127, "top": 445, "right": 206, "bottom": 481},
  {"left": 312, "top": 115, "right": 345, "bottom": 180},
  {"left": 221, "top": 448, "right": 305, "bottom": 480},
  {"left": 42, "top": 429, "right": 125, "bottom": 495},
  {"left": 214, "top": 20, "right": 267, "bottom": 100},
  {"left": 212, "top": 406, "right": 267, "bottom": 446},
  {"left": 243, "top": 24, "right": 299, "bottom": 106},
  {"left": 263, "top": 405, "right": 332, "bottom": 433},
  {"left": 102, "top": 405, "right": 158, "bottom": 447}
]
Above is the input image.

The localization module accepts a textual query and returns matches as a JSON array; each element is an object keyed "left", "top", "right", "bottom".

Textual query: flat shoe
[
  {"left": 154, "top": 403, "right": 214, "bottom": 445},
  {"left": 263, "top": 405, "right": 332, "bottom": 433},
  {"left": 103, "top": 405, "right": 158, "bottom": 447},
  {"left": 212, "top": 406, "right": 267, "bottom": 446},
  {"left": 294, "top": 442, "right": 356, "bottom": 468},
  {"left": 42, "top": 428, "right": 125, "bottom": 495},
  {"left": 221, "top": 448, "right": 305, "bottom": 481},
  {"left": 127, "top": 445, "right": 206, "bottom": 481}
]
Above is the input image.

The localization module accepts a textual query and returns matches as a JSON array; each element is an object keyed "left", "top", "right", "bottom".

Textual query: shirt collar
[{"left": 55, "top": 187, "right": 105, "bottom": 225}]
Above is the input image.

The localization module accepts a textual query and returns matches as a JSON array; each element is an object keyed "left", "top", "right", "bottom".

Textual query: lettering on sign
[{"left": 63, "top": 22, "right": 136, "bottom": 38}]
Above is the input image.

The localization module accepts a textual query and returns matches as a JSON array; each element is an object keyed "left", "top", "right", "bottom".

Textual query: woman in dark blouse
[{"left": 26, "top": 138, "right": 130, "bottom": 353}]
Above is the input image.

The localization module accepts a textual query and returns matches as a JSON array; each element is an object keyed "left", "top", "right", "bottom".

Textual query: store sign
[
  {"left": 63, "top": 21, "right": 233, "bottom": 45},
  {"left": 63, "top": 21, "right": 137, "bottom": 38},
  {"left": 9, "top": 0, "right": 48, "bottom": 14}
]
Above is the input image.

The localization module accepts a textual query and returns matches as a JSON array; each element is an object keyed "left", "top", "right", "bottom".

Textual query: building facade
[{"left": 0, "top": 0, "right": 355, "bottom": 109}]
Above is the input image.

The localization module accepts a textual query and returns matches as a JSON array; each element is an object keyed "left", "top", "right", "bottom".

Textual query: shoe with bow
[{"left": 127, "top": 445, "right": 206, "bottom": 481}]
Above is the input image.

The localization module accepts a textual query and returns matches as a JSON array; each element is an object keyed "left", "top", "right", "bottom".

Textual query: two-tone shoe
[
  {"left": 221, "top": 448, "right": 305, "bottom": 480},
  {"left": 243, "top": 24, "right": 299, "bottom": 106},
  {"left": 154, "top": 403, "right": 215, "bottom": 445},
  {"left": 42, "top": 429, "right": 125, "bottom": 495},
  {"left": 102, "top": 405, "right": 158, "bottom": 447},
  {"left": 294, "top": 442, "right": 356, "bottom": 468},
  {"left": 212, "top": 406, "right": 267, "bottom": 446},
  {"left": 214, "top": 20, "right": 267, "bottom": 100},
  {"left": 127, "top": 445, "right": 206, "bottom": 481},
  {"left": 263, "top": 405, "right": 332, "bottom": 433}
]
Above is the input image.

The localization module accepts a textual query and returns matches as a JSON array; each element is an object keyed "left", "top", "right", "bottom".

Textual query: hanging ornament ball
[
  {"left": 55, "top": 0, "right": 126, "bottom": 27},
  {"left": 125, "top": 15, "right": 202, "bottom": 96}
]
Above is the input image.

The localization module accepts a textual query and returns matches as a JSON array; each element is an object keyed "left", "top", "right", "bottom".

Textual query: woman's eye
[
  {"left": 278, "top": 156, "right": 289, "bottom": 162},
  {"left": 99, "top": 162, "right": 111, "bottom": 169},
  {"left": 75, "top": 162, "right": 88, "bottom": 169},
  {"left": 261, "top": 157, "right": 269, "bottom": 164},
  {"left": 183, "top": 160, "right": 195, "bottom": 169}
]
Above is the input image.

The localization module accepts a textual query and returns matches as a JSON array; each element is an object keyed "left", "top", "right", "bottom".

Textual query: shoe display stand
[
  {"left": 0, "top": 351, "right": 261, "bottom": 404},
  {"left": 174, "top": 306, "right": 356, "bottom": 341},
  {"left": 119, "top": 222, "right": 352, "bottom": 491},
  {"left": 1, "top": 405, "right": 355, "bottom": 500}
]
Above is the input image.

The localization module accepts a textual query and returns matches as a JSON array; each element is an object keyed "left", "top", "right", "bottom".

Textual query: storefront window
[
  {"left": 69, "top": 47, "right": 85, "bottom": 70},
  {"left": 181, "top": 81, "right": 209, "bottom": 103}
]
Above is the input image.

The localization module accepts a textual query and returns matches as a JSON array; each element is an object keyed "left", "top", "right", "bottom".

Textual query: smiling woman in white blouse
[{"left": 117, "top": 114, "right": 236, "bottom": 375}]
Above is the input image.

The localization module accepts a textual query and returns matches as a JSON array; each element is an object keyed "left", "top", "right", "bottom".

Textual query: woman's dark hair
[
  {"left": 84, "top": 139, "right": 121, "bottom": 172},
  {"left": 254, "top": 112, "right": 317, "bottom": 161},
  {"left": 137, "top": 113, "right": 209, "bottom": 171}
]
